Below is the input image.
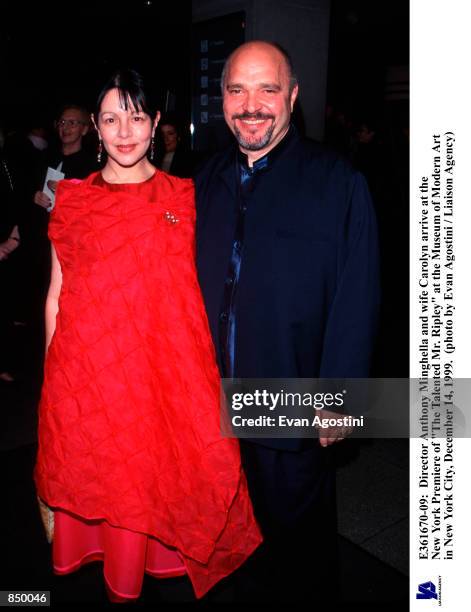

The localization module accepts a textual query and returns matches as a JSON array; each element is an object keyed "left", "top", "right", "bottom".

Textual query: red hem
[{"left": 55, "top": 551, "right": 188, "bottom": 601}]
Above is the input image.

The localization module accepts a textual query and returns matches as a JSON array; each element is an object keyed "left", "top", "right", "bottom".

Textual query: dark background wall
[
  {"left": 327, "top": 0, "right": 409, "bottom": 117},
  {"left": 193, "top": 0, "right": 409, "bottom": 144},
  {"left": 193, "top": 0, "right": 331, "bottom": 142},
  {"left": 0, "top": 0, "right": 192, "bottom": 132}
]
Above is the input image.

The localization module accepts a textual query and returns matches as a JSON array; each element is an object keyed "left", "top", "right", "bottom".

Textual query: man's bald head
[
  {"left": 221, "top": 41, "right": 298, "bottom": 95},
  {"left": 221, "top": 40, "right": 299, "bottom": 163}
]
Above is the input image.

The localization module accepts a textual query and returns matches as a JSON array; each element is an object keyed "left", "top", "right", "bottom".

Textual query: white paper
[{"left": 42, "top": 166, "right": 65, "bottom": 210}]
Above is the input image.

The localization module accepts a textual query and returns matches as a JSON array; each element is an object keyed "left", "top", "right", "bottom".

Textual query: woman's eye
[
  {"left": 133, "top": 115, "right": 145, "bottom": 122},
  {"left": 104, "top": 117, "right": 114, "bottom": 124}
]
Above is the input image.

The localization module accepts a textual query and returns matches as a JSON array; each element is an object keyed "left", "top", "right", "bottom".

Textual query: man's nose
[{"left": 243, "top": 91, "right": 261, "bottom": 114}]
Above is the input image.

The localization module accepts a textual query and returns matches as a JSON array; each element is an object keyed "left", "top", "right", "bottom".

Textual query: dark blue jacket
[{"left": 195, "top": 127, "right": 380, "bottom": 450}]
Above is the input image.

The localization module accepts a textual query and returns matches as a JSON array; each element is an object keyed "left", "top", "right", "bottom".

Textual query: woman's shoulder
[
  {"left": 52, "top": 172, "right": 100, "bottom": 217},
  {"left": 154, "top": 169, "right": 194, "bottom": 205},
  {"left": 57, "top": 171, "right": 99, "bottom": 192}
]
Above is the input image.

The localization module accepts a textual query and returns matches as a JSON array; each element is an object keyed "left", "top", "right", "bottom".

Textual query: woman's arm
[
  {"left": 45, "top": 244, "right": 62, "bottom": 354},
  {"left": 38, "top": 244, "right": 62, "bottom": 542}
]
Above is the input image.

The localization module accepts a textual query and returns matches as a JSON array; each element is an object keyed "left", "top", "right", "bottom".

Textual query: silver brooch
[{"left": 164, "top": 211, "right": 179, "bottom": 225}]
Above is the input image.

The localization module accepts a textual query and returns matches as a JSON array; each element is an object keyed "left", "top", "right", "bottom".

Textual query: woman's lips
[{"left": 116, "top": 144, "right": 137, "bottom": 153}]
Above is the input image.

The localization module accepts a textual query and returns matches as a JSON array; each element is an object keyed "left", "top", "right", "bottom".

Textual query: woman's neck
[{"left": 101, "top": 158, "right": 156, "bottom": 184}]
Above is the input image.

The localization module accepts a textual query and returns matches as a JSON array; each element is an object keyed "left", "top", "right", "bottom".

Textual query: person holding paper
[
  {"left": 34, "top": 105, "right": 96, "bottom": 211},
  {"left": 15, "top": 107, "right": 96, "bottom": 359},
  {"left": 34, "top": 68, "right": 262, "bottom": 604}
]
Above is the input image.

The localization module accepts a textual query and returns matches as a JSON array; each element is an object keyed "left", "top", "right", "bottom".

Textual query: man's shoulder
[
  {"left": 193, "top": 135, "right": 360, "bottom": 189},
  {"left": 292, "top": 136, "right": 357, "bottom": 180},
  {"left": 194, "top": 147, "right": 234, "bottom": 183}
]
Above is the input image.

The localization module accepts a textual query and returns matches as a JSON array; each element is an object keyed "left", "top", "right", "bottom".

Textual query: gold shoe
[{"left": 37, "top": 497, "right": 54, "bottom": 543}]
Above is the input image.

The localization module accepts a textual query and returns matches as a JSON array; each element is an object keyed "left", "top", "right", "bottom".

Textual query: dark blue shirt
[{"left": 218, "top": 127, "right": 294, "bottom": 377}]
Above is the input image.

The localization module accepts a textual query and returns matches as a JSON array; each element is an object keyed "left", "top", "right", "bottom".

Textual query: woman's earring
[
  {"left": 150, "top": 136, "right": 155, "bottom": 161},
  {"left": 97, "top": 139, "right": 103, "bottom": 164}
]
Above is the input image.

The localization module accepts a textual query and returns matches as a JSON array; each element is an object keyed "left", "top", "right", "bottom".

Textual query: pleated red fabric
[{"left": 34, "top": 170, "right": 262, "bottom": 599}]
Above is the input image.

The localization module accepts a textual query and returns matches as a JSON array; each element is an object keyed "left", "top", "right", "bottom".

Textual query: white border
[{"left": 410, "top": 1, "right": 471, "bottom": 609}]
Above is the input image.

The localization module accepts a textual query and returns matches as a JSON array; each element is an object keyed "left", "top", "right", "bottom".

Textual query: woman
[
  {"left": 155, "top": 114, "right": 195, "bottom": 178},
  {"left": 34, "top": 69, "right": 262, "bottom": 603}
]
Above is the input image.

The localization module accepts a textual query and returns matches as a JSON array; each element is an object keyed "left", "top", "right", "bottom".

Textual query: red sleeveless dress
[{"left": 34, "top": 170, "right": 262, "bottom": 601}]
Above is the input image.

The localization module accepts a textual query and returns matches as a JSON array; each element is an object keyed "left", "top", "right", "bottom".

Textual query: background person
[
  {"left": 33, "top": 105, "right": 96, "bottom": 211},
  {"left": 0, "top": 153, "right": 20, "bottom": 382},
  {"left": 155, "top": 113, "right": 195, "bottom": 178}
]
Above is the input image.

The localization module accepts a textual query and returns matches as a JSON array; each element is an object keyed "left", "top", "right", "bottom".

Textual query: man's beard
[{"left": 232, "top": 113, "right": 275, "bottom": 151}]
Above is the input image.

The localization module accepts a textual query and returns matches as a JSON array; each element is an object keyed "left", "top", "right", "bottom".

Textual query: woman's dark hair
[
  {"left": 158, "top": 113, "right": 182, "bottom": 136},
  {"left": 95, "top": 69, "right": 156, "bottom": 118}
]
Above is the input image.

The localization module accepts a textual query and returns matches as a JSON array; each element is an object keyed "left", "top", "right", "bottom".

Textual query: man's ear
[{"left": 290, "top": 85, "right": 299, "bottom": 112}]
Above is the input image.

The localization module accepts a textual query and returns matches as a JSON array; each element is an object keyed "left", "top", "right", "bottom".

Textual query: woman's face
[
  {"left": 96, "top": 88, "right": 158, "bottom": 168},
  {"left": 160, "top": 124, "right": 179, "bottom": 153}
]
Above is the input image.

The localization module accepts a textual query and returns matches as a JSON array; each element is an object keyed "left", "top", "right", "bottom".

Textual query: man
[
  {"left": 24, "top": 107, "right": 96, "bottom": 374},
  {"left": 195, "top": 41, "right": 380, "bottom": 603},
  {"left": 34, "top": 105, "right": 95, "bottom": 210}
]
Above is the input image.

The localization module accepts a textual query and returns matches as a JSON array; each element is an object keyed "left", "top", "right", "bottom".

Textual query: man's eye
[
  {"left": 264, "top": 89, "right": 277, "bottom": 94},
  {"left": 229, "top": 89, "right": 242, "bottom": 95}
]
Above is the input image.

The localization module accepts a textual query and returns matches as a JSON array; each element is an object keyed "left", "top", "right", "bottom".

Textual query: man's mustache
[{"left": 232, "top": 113, "right": 274, "bottom": 121}]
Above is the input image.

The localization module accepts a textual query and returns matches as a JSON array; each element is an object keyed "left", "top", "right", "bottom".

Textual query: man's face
[
  {"left": 222, "top": 44, "right": 298, "bottom": 158},
  {"left": 57, "top": 109, "right": 88, "bottom": 146}
]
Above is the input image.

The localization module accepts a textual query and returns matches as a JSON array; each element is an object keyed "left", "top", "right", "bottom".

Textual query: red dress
[{"left": 34, "top": 170, "right": 262, "bottom": 601}]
